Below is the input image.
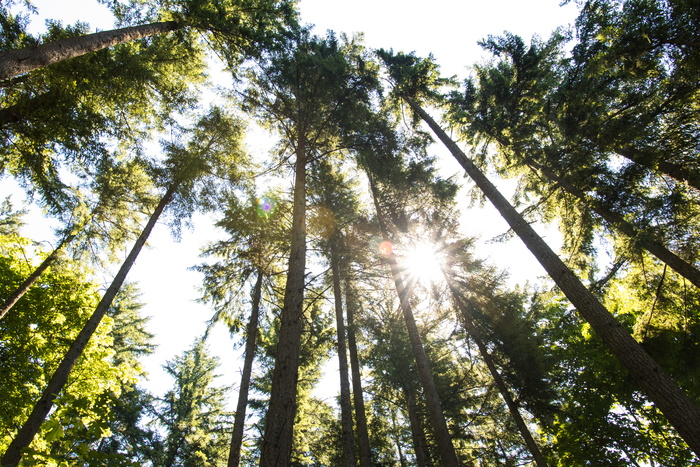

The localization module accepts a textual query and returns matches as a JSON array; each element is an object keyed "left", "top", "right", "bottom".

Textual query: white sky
[{"left": 8, "top": 0, "right": 580, "bottom": 406}]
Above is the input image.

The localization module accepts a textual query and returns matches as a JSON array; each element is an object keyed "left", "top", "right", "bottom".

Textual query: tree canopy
[{"left": 1, "top": 0, "right": 700, "bottom": 465}]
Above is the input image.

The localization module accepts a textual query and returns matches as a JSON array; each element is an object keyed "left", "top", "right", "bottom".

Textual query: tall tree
[
  {"left": 0, "top": 0, "right": 296, "bottom": 82},
  {"left": 1, "top": 108, "right": 248, "bottom": 466},
  {"left": 0, "top": 217, "right": 150, "bottom": 465},
  {"left": 377, "top": 48, "right": 700, "bottom": 455},
  {"left": 0, "top": 156, "right": 155, "bottom": 320},
  {"left": 196, "top": 189, "right": 288, "bottom": 467},
  {"left": 367, "top": 172, "right": 461, "bottom": 467},
  {"left": 156, "top": 339, "right": 231, "bottom": 467},
  {"left": 241, "top": 30, "right": 378, "bottom": 465}
]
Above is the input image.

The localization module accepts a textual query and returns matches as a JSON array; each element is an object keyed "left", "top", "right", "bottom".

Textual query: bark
[
  {"left": 368, "top": 176, "right": 461, "bottom": 467},
  {"left": 0, "top": 90, "right": 59, "bottom": 127},
  {"left": 404, "top": 96, "right": 700, "bottom": 456},
  {"left": 447, "top": 280, "right": 549, "bottom": 467},
  {"left": 617, "top": 146, "right": 700, "bottom": 192},
  {"left": 227, "top": 269, "right": 264, "bottom": 467},
  {"left": 330, "top": 243, "right": 356, "bottom": 467},
  {"left": 0, "top": 230, "right": 78, "bottom": 321},
  {"left": 259, "top": 132, "right": 307, "bottom": 466},
  {"left": 0, "top": 183, "right": 176, "bottom": 467},
  {"left": 528, "top": 159, "right": 700, "bottom": 288},
  {"left": 405, "top": 389, "right": 433, "bottom": 467},
  {"left": 0, "top": 21, "right": 180, "bottom": 82},
  {"left": 345, "top": 277, "right": 373, "bottom": 467}
]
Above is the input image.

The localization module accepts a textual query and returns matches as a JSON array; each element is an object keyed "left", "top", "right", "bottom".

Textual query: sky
[{"left": 6, "top": 0, "right": 581, "bottom": 407}]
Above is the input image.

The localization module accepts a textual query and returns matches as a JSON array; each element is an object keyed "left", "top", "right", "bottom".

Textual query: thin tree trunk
[
  {"left": 405, "top": 389, "right": 433, "bottom": 467},
  {"left": 0, "top": 183, "right": 176, "bottom": 467},
  {"left": 447, "top": 280, "right": 549, "bottom": 467},
  {"left": 345, "top": 277, "right": 373, "bottom": 467},
  {"left": 330, "top": 243, "right": 356, "bottom": 467},
  {"left": 616, "top": 146, "right": 700, "bottom": 193},
  {"left": 368, "top": 176, "right": 461, "bottom": 467},
  {"left": 0, "top": 230, "right": 78, "bottom": 320},
  {"left": 227, "top": 269, "right": 264, "bottom": 467},
  {"left": 0, "top": 21, "right": 180, "bottom": 82},
  {"left": 404, "top": 96, "right": 700, "bottom": 456},
  {"left": 259, "top": 132, "right": 308, "bottom": 467},
  {"left": 527, "top": 159, "right": 700, "bottom": 288}
]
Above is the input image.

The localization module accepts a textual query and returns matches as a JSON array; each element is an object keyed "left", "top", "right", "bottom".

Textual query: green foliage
[
  {"left": 0, "top": 229, "right": 149, "bottom": 465},
  {"left": 156, "top": 339, "right": 232, "bottom": 466}
]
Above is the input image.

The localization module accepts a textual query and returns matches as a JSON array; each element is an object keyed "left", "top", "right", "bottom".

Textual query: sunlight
[{"left": 402, "top": 241, "right": 444, "bottom": 286}]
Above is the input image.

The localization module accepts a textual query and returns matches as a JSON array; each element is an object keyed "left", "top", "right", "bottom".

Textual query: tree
[
  {"left": 156, "top": 339, "right": 231, "bottom": 466},
  {"left": 0, "top": 215, "right": 151, "bottom": 465},
  {"left": 366, "top": 172, "right": 462, "bottom": 466},
  {"left": 196, "top": 189, "right": 289, "bottom": 467},
  {"left": 241, "top": 29, "right": 378, "bottom": 465},
  {"left": 377, "top": 48, "right": 700, "bottom": 455},
  {"left": 0, "top": 156, "right": 155, "bottom": 321},
  {"left": 0, "top": 0, "right": 296, "bottom": 82},
  {"left": 1, "top": 107, "right": 248, "bottom": 466},
  {"left": 445, "top": 32, "right": 700, "bottom": 290}
]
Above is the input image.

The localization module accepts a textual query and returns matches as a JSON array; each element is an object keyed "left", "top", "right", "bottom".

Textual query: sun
[{"left": 401, "top": 241, "right": 444, "bottom": 286}]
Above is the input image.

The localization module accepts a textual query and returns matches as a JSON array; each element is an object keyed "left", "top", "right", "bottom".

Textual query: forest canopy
[{"left": 1, "top": 0, "right": 700, "bottom": 465}]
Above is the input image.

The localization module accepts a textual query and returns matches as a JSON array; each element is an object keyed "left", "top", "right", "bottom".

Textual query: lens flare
[
  {"left": 256, "top": 196, "right": 277, "bottom": 218},
  {"left": 378, "top": 241, "right": 393, "bottom": 256}
]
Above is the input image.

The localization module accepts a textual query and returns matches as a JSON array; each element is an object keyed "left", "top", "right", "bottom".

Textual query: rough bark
[
  {"left": 405, "top": 96, "right": 700, "bottom": 456},
  {"left": 0, "top": 230, "right": 78, "bottom": 321},
  {"left": 0, "top": 21, "right": 180, "bottom": 82},
  {"left": 369, "top": 176, "right": 461, "bottom": 467},
  {"left": 528, "top": 159, "right": 700, "bottom": 288},
  {"left": 227, "top": 269, "right": 264, "bottom": 467},
  {"left": 345, "top": 277, "right": 373, "bottom": 467},
  {"left": 259, "top": 132, "right": 307, "bottom": 466},
  {"left": 448, "top": 280, "right": 549, "bottom": 467},
  {"left": 0, "top": 183, "right": 176, "bottom": 467},
  {"left": 330, "top": 243, "right": 356, "bottom": 467}
]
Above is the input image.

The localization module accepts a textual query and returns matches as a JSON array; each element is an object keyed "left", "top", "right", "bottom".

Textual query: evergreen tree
[{"left": 156, "top": 339, "right": 231, "bottom": 467}]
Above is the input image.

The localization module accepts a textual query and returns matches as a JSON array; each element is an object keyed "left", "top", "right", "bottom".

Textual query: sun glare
[{"left": 402, "top": 241, "right": 444, "bottom": 285}]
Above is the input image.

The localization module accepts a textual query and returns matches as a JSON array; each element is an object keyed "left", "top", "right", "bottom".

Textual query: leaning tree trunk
[
  {"left": 527, "top": 159, "right": 700, "bottom": 288},
  {"left": 345, "top": 277, "right": 373, "bottom": 467},
  {"left": 447, "top": 279, "right": 549, "bottom": 467},
  {"left": 259, "top": 132, "right": 308, "bottom": 467},
  {"left": 228, "top": 269, "right": 264, "bottom": 467},
  {"left": 0, "top": 21, "right": 180, "bottom": 83},
  {"left": 0, "top": 183, "right": 176, "bottom": 467},
  {"left": 0, "top": 227, "right": 81, "bottom": 321},
  {"left": 368, "top": 176, "right": 461, "bottom": 467},
  {"left": 616, "top": 146, "right": 700, "bottom": 193},
  {"left": 330, "top": 242, "right": 356, "bottom": 467},
  {"left": 404, "top": 95, "right": 700, "bottom": 456}
]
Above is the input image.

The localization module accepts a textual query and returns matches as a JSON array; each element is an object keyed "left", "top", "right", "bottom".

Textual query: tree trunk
[
  {"left": 404, "top": 96, "right": 700, "bottom": 456},
  {"left": 405, "top": 389, "right": 433, "bottom": 467},
  {"left": 227, "top": 269, "right": 264, "bottom": 467},
  {"left": 259, "top": 132, "right": 308, "bottom": 467},
  {"left": 345, "top": 277, "right": 373, "bottom": 467},
  {"left": 0, "top": 21, "right": 180, "bottom": 82},
  {"left": 527, "top": 159, "right": 700, "bottom": 288},
  {"left": 616, "top": 146, "right": 700, "bottom": 193},
  {"left": 368, "top": 176, "right": 461, "bottom": 467},
  {"left": 0, "top": 229, "right": 78, "bottom": 321},
  {"left": 330, "top": 243, "right": 356, "bottom": 467},
  {"left": 447, "top": 280, "right": 549, "bottom": 467},
  {"left": 0, "top": 183, "right": 176, "bottom": 467}
]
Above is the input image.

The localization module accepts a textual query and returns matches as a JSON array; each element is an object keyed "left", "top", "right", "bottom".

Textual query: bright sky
[{"left": 8, "top": 0, "right": 580, "bottom": 406}]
